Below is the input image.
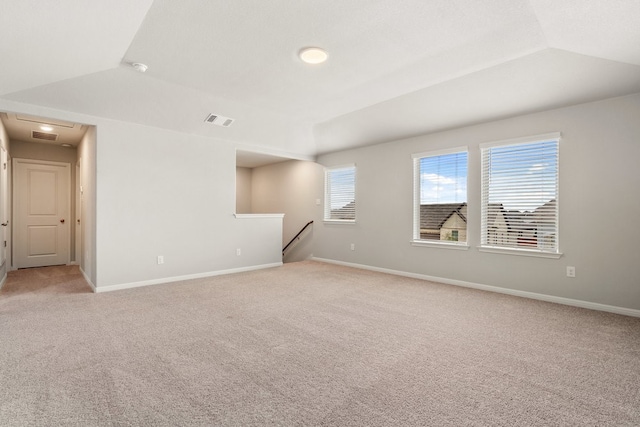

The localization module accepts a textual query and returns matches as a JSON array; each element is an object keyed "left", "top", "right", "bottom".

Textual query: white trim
[
  {"left": 412, "top": 145, "right": 468, "bottom": 159},
  {"left": 324, "top": 164, "right": 357, "bottom": 222},
  {"left": 324, "top": 163, "right": 356, "bottom": 171},
  {"left": 80, "top": 266, "right": 96, "bottom": 293},
  {"left": 13, "top": 158, "right": 72, "bottom": 268},
  {"left": 479, "top": 132, "right": 561, "bottom": 149},
  {"left": 323, "top": 219, "right": 356, "bottom": 225},
  {"left": 0, "top": 271, "right": 6, "bottom": 291},
  {"left": 478, "top": 246, "right": 562, "bottom": 259},
  {"left": 411, "top": 240, "right": 469, "bottom": 250},
  {"left": 234, "top": 145, "right": 315, "bottom": 164},
  {"left": 310, "top": 257, "right": 640, "bottom": 318},
  {"left": 412, "top": 149, "right": 468, "bottom": 241},
  {"left": 234, "top": 213, "right": 284, "bottom": 219},
  {"left": 94, "top": 262, "right": 283, "bottom": 293}
]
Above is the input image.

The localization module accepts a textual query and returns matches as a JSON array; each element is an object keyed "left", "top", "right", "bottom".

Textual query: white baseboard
[
  {"left": 94, "top": 262, "right": 283, "bottom": 293},
  {"left": 311, "top": 257, "right": 640, "bottom": 318}
]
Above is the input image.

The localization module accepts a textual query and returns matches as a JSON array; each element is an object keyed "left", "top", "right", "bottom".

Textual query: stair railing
[{"left": 282, "top": 221, "right": 314, "bottom": 256}]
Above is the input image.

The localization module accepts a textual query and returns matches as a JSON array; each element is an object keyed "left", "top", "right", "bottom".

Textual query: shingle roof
[
  {"left": 486, "top": 199, "right": 556, "bottom": 231},
  {"left": 420, "top": 203, "right": 467, "bottom": 229},
  {"left": 330, "top": 201, "right": 355, "bottom": 220}
]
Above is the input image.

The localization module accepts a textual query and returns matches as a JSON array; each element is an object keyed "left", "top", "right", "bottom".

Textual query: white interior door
[
  {"left": 0, "top": 147, "right": 7, "bottom": 266},
  {"left": 14, "top": 159, "right": 71, "bottom": 268}
]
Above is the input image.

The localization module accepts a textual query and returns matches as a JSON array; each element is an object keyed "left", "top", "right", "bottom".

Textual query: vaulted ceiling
[{"left": 2, "top": 0, "right": 640, "bottom": 161}]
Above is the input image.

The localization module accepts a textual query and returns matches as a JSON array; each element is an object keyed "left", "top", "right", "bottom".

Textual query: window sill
[
  {"left": 411, "top": 240, "right": 469, "bottom": 250},
  {"left": 324, "top": 220, "right": 356, "bottom": 225},
  {"left": 478, "top": 246, "right": 562, "bottom": 259}
]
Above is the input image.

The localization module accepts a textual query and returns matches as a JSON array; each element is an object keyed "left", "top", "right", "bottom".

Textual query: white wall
[
  {"left": 0, "top": 119, "right": 9, "bottom": 284},
  {"left": 0, "top": 99, "right": 283, "bottom": 290},
  {"left": 3, "top": 94, "right": 638, "bottom": 309},
  {"left": 10, "top": 140, "right": 76, "bottom": 163},
  {"left": 235, "top": 167, "right": 252, "bottom": 214},
  {"left": 77, "top": 126, "right": 97, "bottom": 286},
  {"left": 11, "top": 141, "right": 78, "bottom": 262},
  {"left": 315, "top": 93, "right": 640, "bottom": 311},
  {"left": 251, "top": 160, "right": 324, "bottom": 262},
  {"left": 94, "top": 120, "right": 282, "bottom": 288}
]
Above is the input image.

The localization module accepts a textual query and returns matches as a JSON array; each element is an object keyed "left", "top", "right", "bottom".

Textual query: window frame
[
  {"left": 479, "top": 132, "right": 562, "bottom": 259},
  {"left": 324, "top": 164, "right": 356, "bottom": 224},
  {"left": 411, "top": 147, "right": 469, "bottom": 249}
]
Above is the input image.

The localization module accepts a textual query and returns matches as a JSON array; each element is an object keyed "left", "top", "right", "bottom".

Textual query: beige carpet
[{"left": 1, "top": 261, "right": 639, "bottom": 426}]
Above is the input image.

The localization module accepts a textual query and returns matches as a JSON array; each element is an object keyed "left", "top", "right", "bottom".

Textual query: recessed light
[
  {"left": 61, "top": 143, "right": 73, "bottom": 148},
  {"left": 40, "top": 125, "right": 53, "bottom": 131},
  {"left": 132, "top": 62, "right": 148, "bottom": 73},
  {"left": 299, "top": 47, "right": 328, "bottom": 64}
]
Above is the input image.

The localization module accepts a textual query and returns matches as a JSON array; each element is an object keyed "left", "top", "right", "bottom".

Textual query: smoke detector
[
  {"left": 131, "top": 62, "right": 148, "bottom": 73},
  {"left": 204, "top": 113, "right": 234, "bottom": 127}
]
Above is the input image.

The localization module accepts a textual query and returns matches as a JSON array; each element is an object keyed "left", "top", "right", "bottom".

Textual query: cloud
[
  {"left": 528, "top": 163, "right": 548, "bottom": 173},
  {"left": 421, "top": 173, "right": 457, "bottom": 185},
  {"left": 421, "top": 179, "right": 467, "bottom": 204}
]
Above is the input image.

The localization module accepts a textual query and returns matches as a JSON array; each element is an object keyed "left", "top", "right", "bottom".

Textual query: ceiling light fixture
[
  {"left": 40, "top": 125, "right": 54, "bottom": 131},
  {"left": 299, "top": 47, "right": 328, "bottom": 64},
  {"left": 61, "top": 143, "right": 73, "bottom": 148},
  {"left": 132, "top": 62, "right": 148, "bottom": 73}
]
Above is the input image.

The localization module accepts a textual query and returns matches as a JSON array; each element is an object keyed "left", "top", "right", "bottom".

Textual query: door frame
[
  {"left": 0, "top": 147, "right": 7, "bottom": 268},
  {"left": 12, "top": 158, "right": 72, "bottom": 269}
]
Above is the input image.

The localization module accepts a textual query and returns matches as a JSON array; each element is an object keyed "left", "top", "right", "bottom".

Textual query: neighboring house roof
[
  {"left": 420, "top": 203, "right": 467, "bottom": 229},
  {"left": 485, "top": 203, "right": 504, "bottom": 229},
  {"left": 488, "top": 199, "right": 556, "bottom": 232},
  {"left": 330, "top": 201, "right": 356, "bottom": 219},
  {"left": 534, "top": 199, "right": 556, "bottom": 219},
  {"left": 504, "top": 210, "right": 529, "bottom": 230}
]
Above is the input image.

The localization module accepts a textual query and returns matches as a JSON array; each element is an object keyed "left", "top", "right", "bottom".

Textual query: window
[
  {"left": 324, "top": 165, "right": 356, "bottom": 222},
  {"left": 412, "top": 148, "right": 468, "bottom": 245},
  {"left": 480, "top": 133, "right": 560, "bottom": 255}
]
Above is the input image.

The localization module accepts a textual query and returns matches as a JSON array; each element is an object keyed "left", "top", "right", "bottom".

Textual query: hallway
[{"left": 1, "top": 265, "right": 92, "bottom": 296}]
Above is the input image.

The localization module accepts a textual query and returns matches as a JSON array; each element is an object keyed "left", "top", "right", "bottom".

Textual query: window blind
[
  {"left": 324, "top": 165, "right": 356, "bottom": 221},
  {"left": 480, "top": 133, "right": 559, "bottom": 253},
  {"left": 412, "top": 148, "right": 468, "bottom": 243}
]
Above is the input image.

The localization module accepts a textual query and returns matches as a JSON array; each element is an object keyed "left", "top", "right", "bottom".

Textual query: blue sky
[
  {"left": 419, "top": 141, "right": 557, "bottom": 212},
  {"left": 420, "top": 152, "right": 468, "bottom": 204},
  {"left": 485, "top": 140, "right": 558, "bottom": 211},
  {"left": 332, "top": 141, "right": 556, "bottom": 212},
  {"left": 328, "top": 168, "right": 355, "bottom": 209}
]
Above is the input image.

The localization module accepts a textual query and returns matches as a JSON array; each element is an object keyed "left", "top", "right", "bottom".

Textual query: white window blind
[
  {"left": 412, "top": 148, "right": 468, "bottom": 244},
  {"left": 481, "top": 133, "right": 559, "bottom": 253},
  {"left": 324, "top": 165, "right": 356, "bottom": 221}
]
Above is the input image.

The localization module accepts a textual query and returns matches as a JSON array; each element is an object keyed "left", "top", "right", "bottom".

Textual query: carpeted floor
[{"left": 1, "top": 261, "right": 639, "bottom": 426}]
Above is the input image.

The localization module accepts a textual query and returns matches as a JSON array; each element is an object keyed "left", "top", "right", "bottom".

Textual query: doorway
[{"left": 13, "top": 159, "right": 71, "bottom": 268}]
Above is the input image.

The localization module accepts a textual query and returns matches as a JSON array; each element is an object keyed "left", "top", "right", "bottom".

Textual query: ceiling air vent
[
  {"left": 32, "top": 131, "right": 58, "bottom": 141},
  {"left": 205, "top": 113, "right": 234, "bottom": 127}
]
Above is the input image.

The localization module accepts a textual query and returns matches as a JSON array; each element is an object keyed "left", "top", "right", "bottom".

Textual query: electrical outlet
[
  {"left": 236, "top": 248, "right": 241, "bottom": 256},
  {"left": 350, "top": 243, "right": 355, "bottom": 251},
  {"left": 566, "top": 266, "right": 575, "bottom": 278},
  {"left": 157, "top": 255, "right": 164, "bottom": 265},
  {"left": 316, "top": 199, "right": 321, "bottom": 206}
]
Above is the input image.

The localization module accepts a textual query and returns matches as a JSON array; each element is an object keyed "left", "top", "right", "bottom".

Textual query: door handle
[
  {"left": 1, "top": 221, "right": 7, "bottom": 226},
  {"left": 60, "top": 219, "right": 65, "bottom": 223}
]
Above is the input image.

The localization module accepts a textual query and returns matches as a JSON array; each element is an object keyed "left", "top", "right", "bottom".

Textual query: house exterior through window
[
  {"left": 480, "top": 133, "right": 560, "bottom": 255},
  {"left": 324, "top": 165, "right": 356, "bottom": 222},
  {"left": 413, "top": 148, "right": 468, "bottom": 246}
]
